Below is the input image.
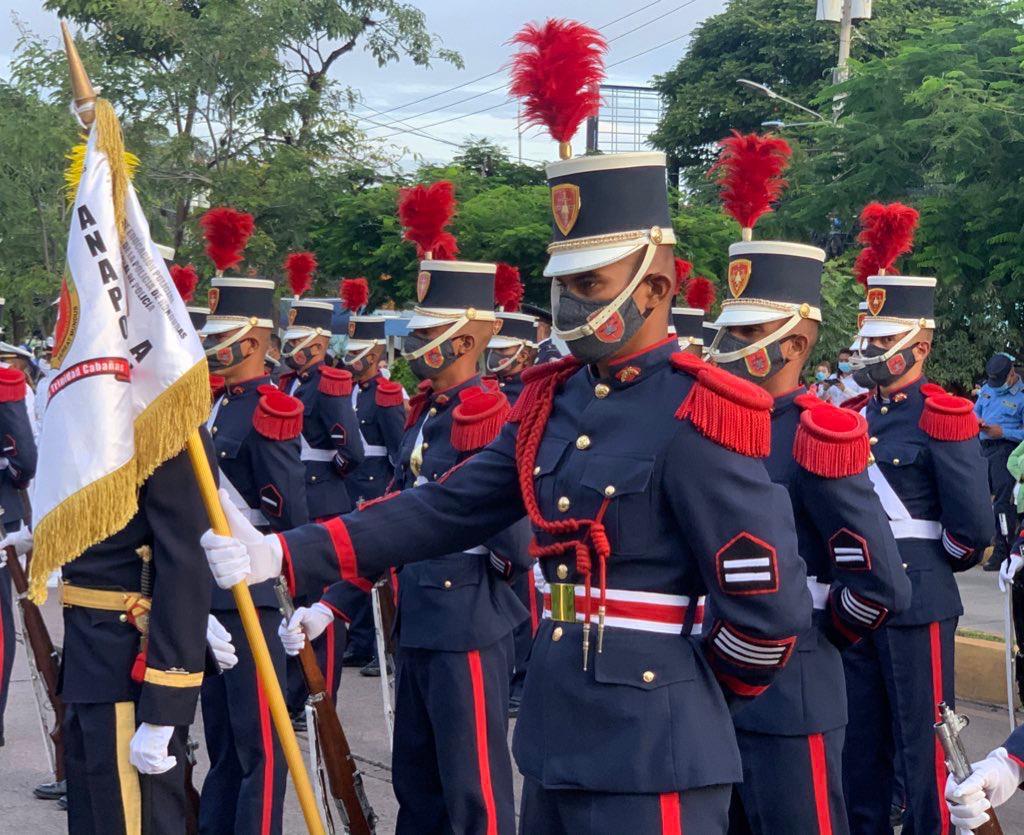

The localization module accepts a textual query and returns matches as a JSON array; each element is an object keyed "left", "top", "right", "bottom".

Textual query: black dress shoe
[
  {"left": 34, "top": 780, "right": 67, "bottom": 800},
  {"left": 57, "top": 796, "right": 68, "bottom": 811},
  {"left": 508, "top": 697, "right": 521, "bottom": 719},
  {"left": 342, "top": 651, "right": 374, "bottom": 668},
  {"left": 360, "top": 658, "right": 380, "bottom": 677}
]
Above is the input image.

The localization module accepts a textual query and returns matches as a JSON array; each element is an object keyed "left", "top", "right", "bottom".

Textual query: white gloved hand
[
  {"left": 206, "top": 614, "right": 238, "bottom": 671},
  {"left": 945, "top": 747, "right": 1023, "bottom": 832},
  {"left": 199, "top": 489, "right": 281, "bottom": 589},
  {"left": 128, "top": 722, "right": 177, "bottom": 775},
  {"left": 999, "top": 553, "right": 1024, "bottom": 592},
  {"left": 0, "top": 526, "right": 33, "bottom": 558},
  {"left": 278, "top": 602, "right": 335, "bottom": 656}
]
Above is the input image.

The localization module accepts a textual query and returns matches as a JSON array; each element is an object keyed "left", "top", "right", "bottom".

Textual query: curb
[{"left": 955, "top": 633, "right": 1018, "bottom": 708}]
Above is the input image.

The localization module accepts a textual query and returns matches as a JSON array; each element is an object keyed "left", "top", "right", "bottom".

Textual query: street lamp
[{"left": 737, "top": 79, "right": 827, "bottom": 122}]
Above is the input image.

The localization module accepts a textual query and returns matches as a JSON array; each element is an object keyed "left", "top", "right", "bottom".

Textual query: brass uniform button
[
  {"left": 642, "top": 670, "right": 655, "bottom": 683},
  {"left": 221, "top": 398, "right": 229, "bottom": 406},
  {"left": 557, "top": 496, "right": 571, "bottom": 512},
  {"left": 552, "top": 627, "right": 563, "bottom": 641},
  {"left": 869, "top": 436, "right": 878, "bottom": 446},
  {"left": 867, "top": 454, "right": 876, "bottom": 465},
  {"left": 604, "top": 485, "right": 616, "bottom": 497},
  {"left": 119, "top": 614, "right": 128, "bottom": 623},
  {"left": 880, "top": 406, "right": 889, "bottom": 415},
  {"left": 311, "top": 476, "right": 317, "bottom": 482},
  {"left": 219, "top": 451, "right": 226, "bottom": 458},
  {"left": 429, "top": 407, "right": 437, "bottom": 417},
  {"left": 533, "top": 466, "right": 541, "bottom": 476},
  {"left": 892, "top": 458, "right": 900, "bottom": 465},
  {"left": 594, "top": 383, "right": 610, "bottom": 399},
  {"left": 902, "top": 563, "right": 908, "bottom": 569},
  {"left": 422, "top": 442, "right": 429, "bottom": 451},
  {"left": 211, "top": 426, "right": 218, "bottom": 434},
  {"left": 556, "top": 564, "right": 568, "bottom": 580},
  {"left": 443, "top": 580, "right": 452, "bottom": 589},
  {"left": 576, "top": 435, "right": 591, "bottom": 450}
]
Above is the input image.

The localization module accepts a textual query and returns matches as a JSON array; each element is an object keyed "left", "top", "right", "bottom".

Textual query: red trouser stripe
[
  {"left": 325, "top": 621, "right": 335, "bottom": 699},
  {"left": 527, "top": 570, "right": 538, "bottom": 635},
  {"left": 255, "top": 675, "right": 274, "bottom": 835},
  {"left": 467, "top": 651, "right": 498, "bottom": 835},
  {"left": 659, "top": 792, "right": 682, "bottom": 834},
  {"left": 930, "top": 622, "right": 951, "bottom": 832},
  {"left": 808, "top": 733, "right": 833, "bottom": 834}
]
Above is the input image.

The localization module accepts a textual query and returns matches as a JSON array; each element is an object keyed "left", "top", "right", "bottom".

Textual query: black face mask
[
  {"left": 485, "top": 347, "right": 522, "bottom": 376},
  {"left": 403, "top": 334, "right": 459, "bottom": 381},
  {"left": 282, "top": 339, "right": 317, "bottom": 371},
  {"left": 204, "top": 335, "right": 249, "bottom": 373},
  {"left": 342, "top": 353, "right": 369, "bottom": 375},
  {"left": 552, "top": 285, "right": 646, "bottom": 365},
  {"left": 712, "top": 331, "right": 790, "bottom": 384},
  {"left": 853, "top": 343, "right": 916, "bottom": 389}
]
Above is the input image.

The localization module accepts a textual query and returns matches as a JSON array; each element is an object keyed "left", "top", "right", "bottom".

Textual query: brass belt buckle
[{"left": 549, "top": 583, "right": 575, "bottom": 623}]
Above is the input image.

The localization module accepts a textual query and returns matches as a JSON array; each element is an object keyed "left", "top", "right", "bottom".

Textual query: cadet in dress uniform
[
  {"left": 198, "top": 276, "right": 308, "bottom": 835},
  {"left": 841, "top": 273, "right": 992, "bottom": 834},
  {"left": 201, "top": 149, "right": 814, "bottom": 835},
  {"left": 337, "top": 314, "right": 406, "bottom": 670},
  {"left": 671, "top": 306, "right": 705, "bottom": 357},
  {"left": 279, "top": 254, "right": 530, "bottom": 833},
  {"left": 706, "top": 239, "right": 910, "bottom": 834},
  {"left": 0, "top": 367, "right": 36, "bottom": 748}
]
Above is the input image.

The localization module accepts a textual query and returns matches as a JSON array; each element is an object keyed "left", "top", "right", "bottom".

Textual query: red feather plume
[
  {"left": 509, "top": 19, "right": 607, "bottom": 144},
  {"left": 199, "top": 207, "right": 254, "bottom": 272},
  {"left": 853, "top": 202, "right": 920, "bottom": 286},
  {"left": 495, "top": 263, "right": 524, "bottom": 312},
  {"left": 685, "top": 276, "right": 717, "bottom": 313},
  {"left": 284, "top": 251, "right": 317, "bottom": 297},
  {"left": 340, "top": 277, "right": 370, "bottom": 311},
  {"left": 710, "top": 131, "right": 792, "bottom": 231},
  {"left": 170, "top": 264, "right": 199, "bottom": 303},
  {"left": 674, "top": 258, "right": 693, "bottom": 295},
  {"left": 398, "top": 181, "right": 457, "bottom": 258},
  {"left": 430, "top": 231, "right": 459, "bottom": 261}
]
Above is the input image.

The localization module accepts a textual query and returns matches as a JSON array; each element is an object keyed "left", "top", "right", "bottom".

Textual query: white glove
[
  {"left": 206, "top": 614, "right": 238, "bottom": 671},
  {"left": 128, "top": 722, "right": 177, "bottom": 775},
  {"left": 278, "top": 602, "right": 335, "bottom": 656},
  {"left": 999, "top": 553, "right": 1024, "bottom": 592},
  {"left": 0, "top": 526, "right": 33, "bottom": 558},
  {"left": 199, "top": 489, "right": 282, "bottom": 589},
  {"left": 945, "top": 747, "right": 1023, "bottom": 832}
]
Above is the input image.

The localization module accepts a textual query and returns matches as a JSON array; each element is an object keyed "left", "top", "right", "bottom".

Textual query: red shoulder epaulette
[
  {"left": 671, "top": 352, "right": 772, "bottom": 457},
  {"left": 919, "top": 392, "right": 979, "bottom": 442},
  {"left": 451, "top": 388, "right": 511, "bottom": 452},
  {"left": 509, "top": 356, "right": 581, "bottom": 423},
  {"left": 318, "top": 365, "right": 353, "bottom": 397},
  {"left": 209, "top": 374, "right": 226, "bottom": 398},
  {"left": 405, "top": 379, "right": 434, "bottom": 430},
  {"left": 839, "top": 392, "right": 870, "bottom": 412},
  {"left": 920, "top": 382, "right": 947, "bottom": 399},
  {"left": 0, "top": 368, "right": 26, "bottom": 403},
  {"left": 375, "top": 379, "right": 405, "bottom": 408},
  {"left": 793, "top": 400, "right": 870, "bottom": 478},
  {"left": 257, "top": 383, "right": 279, "bottom": 397},
  {"left": 254, "top": 391, "right": 304, "bottom": 440}
]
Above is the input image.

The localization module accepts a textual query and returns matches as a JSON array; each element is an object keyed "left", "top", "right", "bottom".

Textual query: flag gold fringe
[
  {"left": 28, "top": 359, "right": 210, "bottom": 604},
  {"left": 63, "top": 141, "right": 138, "bottom": 206}
]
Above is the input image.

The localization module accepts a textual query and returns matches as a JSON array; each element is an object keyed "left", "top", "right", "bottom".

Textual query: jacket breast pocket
[
  {"left": 580, "top": 454, "right": 655, "bottom": 555},
  {"left": 533, "top": 436, "right": 573, "bottom": 512},
  {"left": 873, "top": 441, "right": 924, "bottom": 470},
  {"left": 214, "top": 433, "right": 245, "bottom": 464},
  {"left": 593, "top": 629, "right": 696, "bottom": 690},
  {"left": 416, "top": 556, "right": 485, "bottom": 590}
]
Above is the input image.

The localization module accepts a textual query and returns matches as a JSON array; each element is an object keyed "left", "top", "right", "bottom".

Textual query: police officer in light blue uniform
[{"left": 974, "top": 352, "right": 1024, "bottom": 570}]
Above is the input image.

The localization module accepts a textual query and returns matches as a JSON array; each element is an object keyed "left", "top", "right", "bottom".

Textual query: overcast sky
[{"left": 0, "top": 0, "right": 727, "bottom": 167}]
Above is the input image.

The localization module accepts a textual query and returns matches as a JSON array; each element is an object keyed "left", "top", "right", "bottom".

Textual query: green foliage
[{"left": 386, "top": 355, "right": 418, "bottom": 394}]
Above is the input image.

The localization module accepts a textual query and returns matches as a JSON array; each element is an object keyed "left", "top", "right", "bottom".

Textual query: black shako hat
[
  {"left": 671, "top": 307, "right": 705, "bottom": 347},
  {"left": 857, "top": 276, "right": 936, "bottom": 338},
  {"left": 489, "top": 312, "right": 539, "bottom": 349},
  {"left": 408, "top": 260, "right": 497, "bottom": 331},
  {"left": 202, "top": 278, "right": 276, "bottom": 335},
  {"left": 715, "top": 241, "right": 825, "bottom": 327}
]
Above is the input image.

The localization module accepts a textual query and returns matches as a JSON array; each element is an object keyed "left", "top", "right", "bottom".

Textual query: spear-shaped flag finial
[{"left": 61, "top": 21, "right": 97, "bottom": 127}]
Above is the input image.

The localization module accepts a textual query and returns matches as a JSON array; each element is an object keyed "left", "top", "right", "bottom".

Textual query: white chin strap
[
  {"left": 403, "top": 317, "right": 468, "bottom": 361},
  {"left": 282, "top": 331, "right": 319, "bottom": 359},
  {"left": 553, "top": 242, "right": 658, "bottom": 342},
  {"left": 708, "top": 311, "right": 803, "bottom": 363},
  {"left": 204, "top": 323, "right": 254, "bottom": 358},
  {"left": 344, "top": 344, "right": 374, "bottom": 365},
  {"left": 488, "top": 343, "right": 525, "bottom": 374},
  {"left": 849, "top": 326, "right": 921, "bottom": 371}
]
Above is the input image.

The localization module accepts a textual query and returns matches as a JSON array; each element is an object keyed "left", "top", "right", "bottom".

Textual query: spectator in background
[
  {"left": 822, "top": 348, "right": 868, "bottom": 406},
  {"left": 811, "top": 359, "right": 832, "bottom": 399},
  {"left": 975, "top": 352, "right": 1024, "bottom": 570}
]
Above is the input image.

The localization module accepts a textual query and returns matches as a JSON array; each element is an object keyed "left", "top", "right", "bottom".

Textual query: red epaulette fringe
[
  {"left": 375, "top": 379, "right": 405, "bottom": 408},
  {"left": 509, "top": 356, "right": 580, "bottom": 423},
  {"left": 671, "top": 353, "right": 772, "bottom": 457},
  {"left": 318, "top": 365, "right": 353, "bottom": 397},
  {"left": 451, "top": 389, "right": 510, "bottom": 452},
  {"left": 793, "top": 401, "right": 870, "bottom": 478},
  {"left": 919, "top": 393, "right": 979, "bottom": 442},
  {"left": 0, "top": 368, "right": 27, "bottom": 403},
  {"left": 254, "top": 391, "right": 304, "bottom": 440}
]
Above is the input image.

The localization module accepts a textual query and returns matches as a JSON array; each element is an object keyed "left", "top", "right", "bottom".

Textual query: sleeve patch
[
  {"left": 2, "top": 435, "right": 16, "bottom": 456},
  {"left": 837, "top": 587, "right": 888, "bottom": 629},
  {"left": 942, "top": 529, "right": 974, "bottom": 560},
  {"left": 330, "top": 423, "right": 347, "bottom": 446},
  {"left": 715, "top": 532, "right": 778, "bottom": 595},
  {"left": 709, "top": 621, "right": 795, "bottom": 669},
  {"left": 259, "top": 484, "right": 283, "bottom": 517},
  {"left": 828, "top": 528, "right": 871, "bottom": 572}
]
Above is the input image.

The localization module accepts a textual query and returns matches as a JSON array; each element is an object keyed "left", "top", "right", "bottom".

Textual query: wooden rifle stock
[{"left": 5, "top": 546, "right": 65, "bottom": 780}]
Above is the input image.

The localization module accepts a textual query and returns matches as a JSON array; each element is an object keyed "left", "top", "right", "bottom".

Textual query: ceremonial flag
[{"left": 29, "top": 98, "right": 209, "bottom": 602}]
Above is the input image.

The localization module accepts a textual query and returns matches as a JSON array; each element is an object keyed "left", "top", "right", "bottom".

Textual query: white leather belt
[
  {"left": 363, "top": 444, "right": 387, "bottom": 458},
  {"left": 541, "top": 587, "right": 705, "bottom": 636},
  {"left": 889, "top": 519, "right": 942, "bottom": 540},
  {"left": 301, "top": 448, "right": 336, "bottom": 463},
  {"left": 464, "top": 545, "right": 490, "bottom": 555},
  {"left": 807, "top": 577, "right": 830, "bottom": 611}
]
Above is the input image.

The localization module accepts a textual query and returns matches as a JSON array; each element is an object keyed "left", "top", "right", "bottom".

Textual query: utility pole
[{"left": 832, "top": 0, "right": 854, "bottom": 118}]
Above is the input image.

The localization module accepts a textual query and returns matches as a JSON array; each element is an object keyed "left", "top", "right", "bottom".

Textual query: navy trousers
[
  {"left": 0, "top": 564, "right": 13, "bottom": 743},
  {"left": 520, "top": 776, "right": 731, "bottom": 835},
  {"left": 509, "top": 570, "right": 540, "bottom": 703},
  {"left": 729, "top": 727, "right": 848, "bottom": 835},
  {"left": 343, "top": 588, "right": 377, "bottom": 660},
  {"left": 199, "top": 607, "right": 286, "bottom": 835},
  {"left": 392, "top": 635, "right": 516, "bottom": 835},
  {"left": 842, "top": 619, "right": 956, "bottom": 835},
  {"left": 65, "top": 701, "right": 189, "bottom": 835}
]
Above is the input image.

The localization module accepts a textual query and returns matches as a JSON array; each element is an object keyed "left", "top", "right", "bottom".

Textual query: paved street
[{"left": 2, "top": 577, "right": 1023, "bottom": 833}]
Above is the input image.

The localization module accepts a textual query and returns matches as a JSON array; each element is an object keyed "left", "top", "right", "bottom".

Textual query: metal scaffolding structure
[{"left": 586, "top": 84, "right": 664, "bottom": 154}]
